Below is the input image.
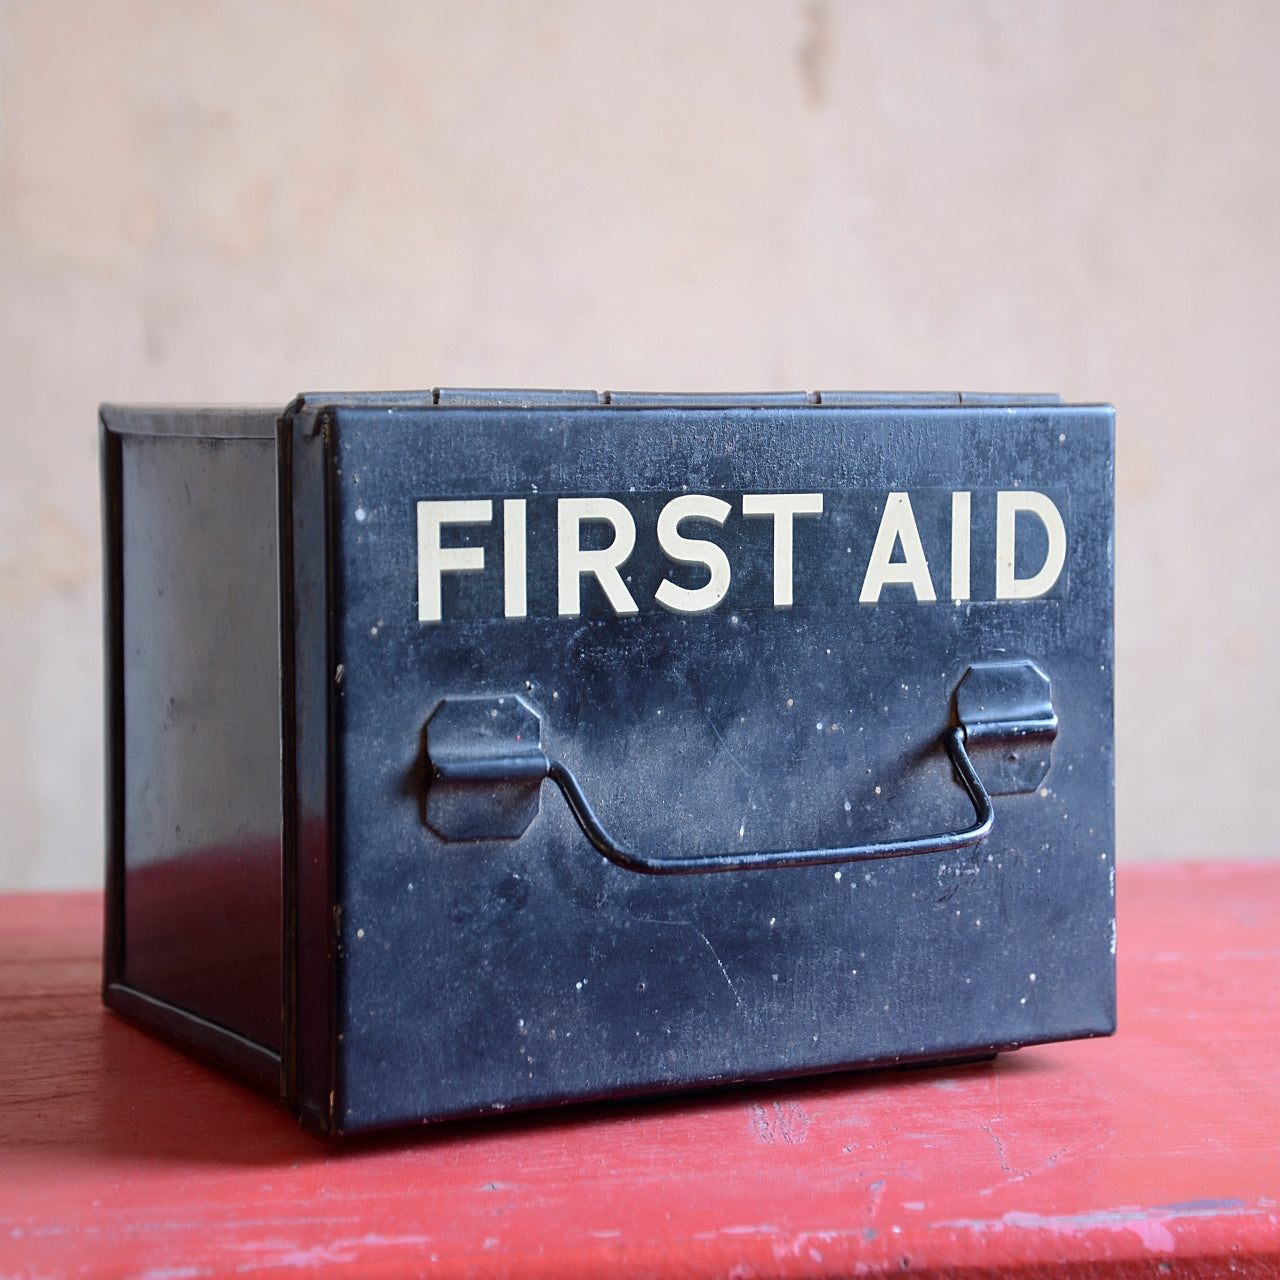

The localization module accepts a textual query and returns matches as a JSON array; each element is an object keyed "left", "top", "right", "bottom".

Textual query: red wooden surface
[{"left": 1, "top": 863, "right": 1278, "bottom": 1279}]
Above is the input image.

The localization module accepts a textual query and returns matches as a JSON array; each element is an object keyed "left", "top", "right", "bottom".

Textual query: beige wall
[{"left": 1, "top": 0, "right": 1276, "bottom": 886}]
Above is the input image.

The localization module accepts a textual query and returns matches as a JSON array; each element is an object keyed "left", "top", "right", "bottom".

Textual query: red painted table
[{"left": 1, "top": 863, "right": 1277, "bottom": 1279}]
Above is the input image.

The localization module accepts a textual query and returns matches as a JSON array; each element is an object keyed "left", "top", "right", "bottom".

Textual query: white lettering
[
  {"left": 951, "top": 491, "right": 971, "bottom": 603},
  {"left": 741, "top": 493, "right": 824, "bottom": 607},
  {"left": 557, "top": 497, "right": 639, "bottom": 616},
  {"left": 417, "top": 499, "right": 492, "bottom": 623},
  {"left": 413, "top": 488, "right": 1069, "bottom": 621},
  {"left": 859, "top": 492, "right": 936, "bottom": 603},
  {"left": 996, "top": 491, "right": 1066, "bottom": 599},
  {"left": 654, "top": 494, "right": 733, "bottom": 614},
  {"left": 503, "top": 499, "right": 527, "bottom": 618}
]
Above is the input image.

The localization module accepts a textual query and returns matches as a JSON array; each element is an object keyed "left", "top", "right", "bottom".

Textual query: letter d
[{"left": 996, "top": 492, "right": 1066, "bottom": 600}]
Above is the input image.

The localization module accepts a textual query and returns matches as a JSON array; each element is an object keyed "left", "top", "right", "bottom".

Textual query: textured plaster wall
[{"left": 0, "top": 1, "right": 1276, "bottom": 886}]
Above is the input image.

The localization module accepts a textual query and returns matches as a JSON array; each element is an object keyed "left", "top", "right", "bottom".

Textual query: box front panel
[{"left": 326, "top": 404, "right": 1113, "bottom": 1131}]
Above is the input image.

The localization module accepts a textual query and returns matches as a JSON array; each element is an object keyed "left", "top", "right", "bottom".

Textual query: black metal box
[{"left": 101, "top": 390, "right": 1115, "bottom": 1135}]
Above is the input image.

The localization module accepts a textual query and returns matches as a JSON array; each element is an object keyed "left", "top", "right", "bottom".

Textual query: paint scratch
[
  {"left": 751, "top": 1100, "right": 811, "bottom": 1145},
  {"left": 981, "top": 1124, "right": 1013, "bottom": 1175},
  {"left": 705, "top": 708, "right": 753, "bottom": 783},
  {"left": 938, "top": 1200, "right": 1273, "bottom": 1252},
  {"left": 694, "top": 927, "right": 743, "bottom": 1008},
  {"left": 632, "top": 916, "right": 743, "bottom": 1008}
]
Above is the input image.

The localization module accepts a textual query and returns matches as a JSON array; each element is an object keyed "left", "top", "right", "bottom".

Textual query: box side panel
[
  {"left": 101, "top": 419, "right": 126, "bottom": 992},
  {"left": 101, "top": 408, "right": 283, "bottom": 1088}
]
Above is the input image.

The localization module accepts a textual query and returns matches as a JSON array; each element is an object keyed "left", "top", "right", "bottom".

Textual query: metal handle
[
  {"left": 422, "top": 659, "right": 1056, "bottom": 874},
  {"left": 544, "top": 726, "right": 990, "bottom": 875}
]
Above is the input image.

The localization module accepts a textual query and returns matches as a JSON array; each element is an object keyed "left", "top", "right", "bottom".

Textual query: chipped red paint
[{"left": 1, "top": 863, "right": 1278, "bottom": 1278}]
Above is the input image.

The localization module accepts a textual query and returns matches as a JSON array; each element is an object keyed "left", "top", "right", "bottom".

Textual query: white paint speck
[
  {"left": 354, "top": 507, "right": 367, "bottom": 522},
  {"left": 844, "top": 799, "right": 852, "bottom": 812},
  {"left": 834, "top": 870, "right": 842, "bottom": 881}
]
